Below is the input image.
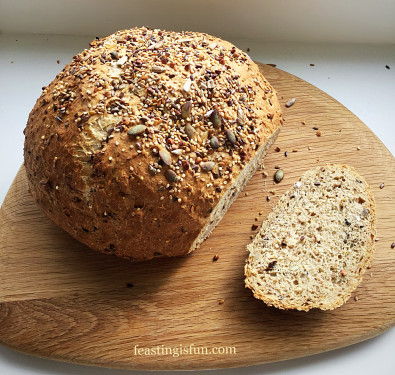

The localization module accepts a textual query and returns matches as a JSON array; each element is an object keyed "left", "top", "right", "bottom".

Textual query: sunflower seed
[
  {"left": 148, "top": 40, "right": 164, "bottom": 50},
  {"left": 159, "top": 148, "right": 172, "bottom": 165},
  {"left": 204, "top": 109, "right": 214, "bottom": 118},
  {"left": 201, "top": 161, "right": 216, "bottom": 172},
  {"left": 207, "top": 79, "right": 215, "bottom": 89},
  {"left": 177, "top": 38, "right": 193, "bottom": 44},
  {"left": 210, "top": 109, "right": 221, "bottom": 129},
  {"left": 236, "top": 107, "right": 246, "bottom": 125},
  {"left": 225, "top": 129, "right": 236, "bottom": 145},
  {"left": 181, "top": 101, "right": 192, "bottom": 119},
  {"left": 285, "top": 98, "right": 296, "bottom": 108},
  {"left": 164, "top": 169, "right": 178, "bottom": 183},
  {"left": 185, "top": 124, "right": 195, "bottom": 139},
  {"left": 171, "top": 149, "right": 183, "bottom": 155},
  {"left": 151, "top": 65, "right": 166, "bottom": 73},
  {"left": 148, "top": 164, "right": 157, "bottom": 175},
  {"left": 127, "top": 125, "right": 146, "bottom": 136},
  {"left": 210, "top": 136, "right": 220, "bottom": 149},
  {"left": 116, "top": 55, "right": 128, "bottom": 66},
  {"left": 183, "top": 78, "right": 192, "bottom": 93}
]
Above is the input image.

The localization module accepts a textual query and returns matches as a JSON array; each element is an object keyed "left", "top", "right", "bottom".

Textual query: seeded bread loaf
[
  {"left": 245, "top": 164, "right": 376, "bottom": 311},
  {"left": 24, "top": 27, "right": 283, "bottom": 261}
]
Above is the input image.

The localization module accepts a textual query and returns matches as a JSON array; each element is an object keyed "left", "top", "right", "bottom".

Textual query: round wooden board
[{"left": 1, "top": 64, "right": 394, "bottom": 370}]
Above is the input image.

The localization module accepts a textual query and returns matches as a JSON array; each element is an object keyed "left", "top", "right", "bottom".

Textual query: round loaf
[{"left": 24, "top": 27, "right": 283, "bottom": 261}]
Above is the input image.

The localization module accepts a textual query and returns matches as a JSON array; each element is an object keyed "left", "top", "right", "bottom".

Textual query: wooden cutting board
[{"left": 1, "top": 64, "right": 394, "bottom": 370}]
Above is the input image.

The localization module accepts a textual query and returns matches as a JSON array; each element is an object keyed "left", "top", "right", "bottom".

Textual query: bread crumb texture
[
  {"left": 24, "top": 27, "right": 282, "bottom": 261},
  {"left": 245, "top": 164, "right": 376, "bottom": 311}
]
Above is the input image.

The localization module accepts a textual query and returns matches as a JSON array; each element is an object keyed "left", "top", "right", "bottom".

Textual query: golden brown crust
[{"left": 24, "top": 27, "right": 282, "bottom": 261}]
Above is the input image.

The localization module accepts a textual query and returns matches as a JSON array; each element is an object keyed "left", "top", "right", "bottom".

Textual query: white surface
[
  {"left": 0, "top": 33, "right": 394, "bottom": 374},
  {"left": 1, "top": 0, "right": 395, "bottom": 43}
]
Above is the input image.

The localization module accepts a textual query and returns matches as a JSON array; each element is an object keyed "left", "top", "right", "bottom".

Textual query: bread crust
[
  {"left": 24, "top": 27, "right": 282, "bottom": 261},
  {"left": 245, "top": 164, "right": 376, "bottom": 311}
]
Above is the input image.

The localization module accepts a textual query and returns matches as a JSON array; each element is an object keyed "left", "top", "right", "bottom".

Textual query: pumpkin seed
[
  {"left": 127, "top": 125, "right": 146, "bottom": 136},
  {"left": 185, "top": 124, "right": 195, "bottom": 139},
  {"left": 226, "top": 129, "right": 236, "bottom": 145},
  {"left": 159, "top": 148, "right": 172, "bottom": 165},
  {"left": 164, "top": 169, "right": 178, "bottom": 183},
  {"left": 274, "top": 169, "right": 284, "bottom": 183},
  {"left": 210, "top": 109, "right": 221, "bottom": 129},
  {"left": 181, "top": 101, "right": 192, "bottom": 119},
  {"left": 210, "top": 136, "right": 220, "bottom": 149},
  {"left": 110, "top": 51, "right": 119, "bottom": 60},
  {"left": 201, "top": 161, "right": 216, "bottom": 172}
]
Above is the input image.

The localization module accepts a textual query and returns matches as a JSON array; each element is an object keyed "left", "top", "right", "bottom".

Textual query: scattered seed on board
[
  {"left": 391, "top": 242, "right": 395, "bottom": 249},
  {"left": 316, "top": 130, "right": 322, "bottom": 137},
  {"left": 213, "top": 254, "right": 219, "bottom": 261},
  {"left": 285, "top": 98, "right": 295, "bottom": 108},
  {"left": 380, "top": 183, "right": 385, "bottom": 189},
  {"left": 274, "top": 169, "right": 284, "bottom": 183},
  {"left": 218, "top": 299, "right": 225, "bottom": 305},
  {"left": 251, "top": 224, "right": 258, "bottom": 230},
  {"left": 354, "top": 295, "right": 359, "bottom": 301}
]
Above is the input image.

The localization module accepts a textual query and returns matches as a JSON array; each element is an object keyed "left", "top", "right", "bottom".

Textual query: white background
[{"left": 0, "top": 1, "right": 394, "bottom": 374}]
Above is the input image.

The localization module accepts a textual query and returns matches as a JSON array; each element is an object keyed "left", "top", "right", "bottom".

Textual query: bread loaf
[
  {"left": 245, "top": 164, "right": 376, "bottom": 311},
  {"left": 24, "top": 27, "right": 283, "bottom": 261}
]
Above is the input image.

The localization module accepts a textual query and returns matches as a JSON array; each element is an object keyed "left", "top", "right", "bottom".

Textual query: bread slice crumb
[{"left": 245, "top": 164, "right": 376, "bottom": 311}]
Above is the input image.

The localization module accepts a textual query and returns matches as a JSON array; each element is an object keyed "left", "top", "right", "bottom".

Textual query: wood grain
[{"left": 1, "top": 64, "right": 394, "bottom": 370}]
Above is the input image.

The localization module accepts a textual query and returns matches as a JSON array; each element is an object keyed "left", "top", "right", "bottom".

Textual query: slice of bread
[{"left": 245, "top": 164, "right": 376, "bottom": 311}]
